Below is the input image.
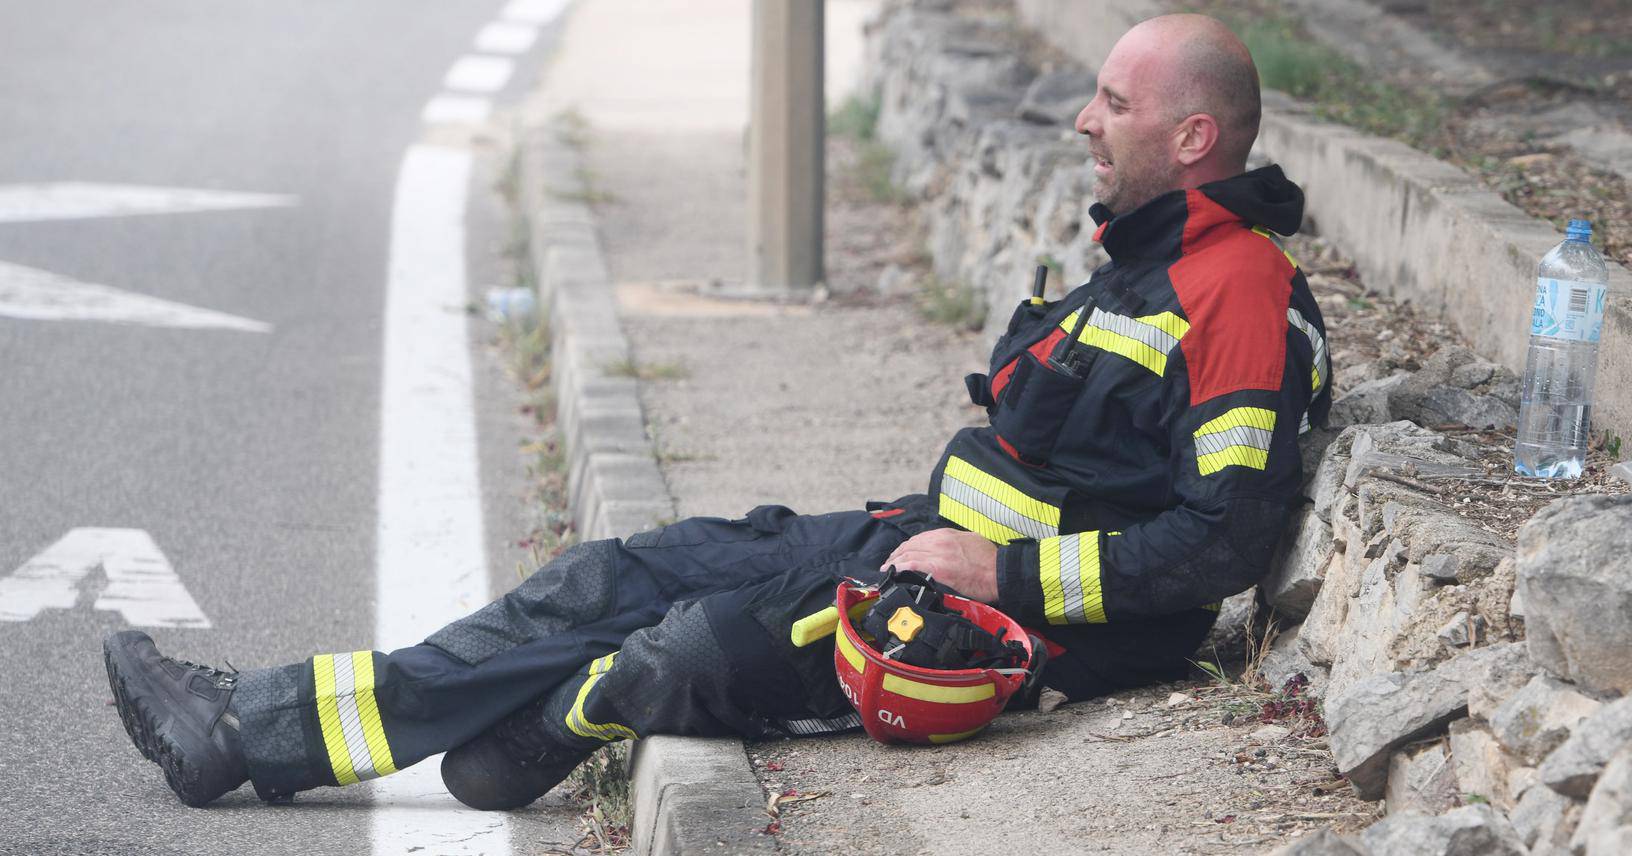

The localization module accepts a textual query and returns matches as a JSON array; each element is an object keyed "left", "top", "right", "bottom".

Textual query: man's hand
[{"left": 883, "top": 529, "right": 999, "bottom": 603}]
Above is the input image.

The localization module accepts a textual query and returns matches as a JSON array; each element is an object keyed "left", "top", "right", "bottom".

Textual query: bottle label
[{"left": 1531, "top": 277, "right": 1607, "bottom": 342}]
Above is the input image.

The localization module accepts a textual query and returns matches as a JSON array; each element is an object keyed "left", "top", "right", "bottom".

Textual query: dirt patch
[{"left": 752, "top": 680, "right": 1378, "bottom": 855}]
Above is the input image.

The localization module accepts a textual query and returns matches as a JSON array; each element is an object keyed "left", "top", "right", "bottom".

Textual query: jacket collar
[{"left": 1088, "top": 165, "right": 1305, "bottom": 263}]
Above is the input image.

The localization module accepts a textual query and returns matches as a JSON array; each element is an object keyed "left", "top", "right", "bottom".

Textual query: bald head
[
  {"left": 1075, "top": 14, "right": 1263, "bottom": 212},
  {"left": 1125, "top": 14, "right": 1262, "bottom": 169}
]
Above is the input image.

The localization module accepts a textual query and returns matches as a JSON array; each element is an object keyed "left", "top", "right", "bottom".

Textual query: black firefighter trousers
[{"left": 232, "top": 496, "right": 1216, "bottom": 799}]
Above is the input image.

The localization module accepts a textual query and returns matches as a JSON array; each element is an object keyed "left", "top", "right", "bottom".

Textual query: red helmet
[{"left": 832, "top": 572, "right": 1040, "bottom": 745}]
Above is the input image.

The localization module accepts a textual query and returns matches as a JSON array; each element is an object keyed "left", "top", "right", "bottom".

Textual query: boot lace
[{"left": 162, "top": 654, "right": 240, "bottom": 689}]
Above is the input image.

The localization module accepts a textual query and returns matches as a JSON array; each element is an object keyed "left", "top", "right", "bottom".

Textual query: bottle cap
[{"left": 1567, "top": 219, "right": 1593, "bottom": 242}]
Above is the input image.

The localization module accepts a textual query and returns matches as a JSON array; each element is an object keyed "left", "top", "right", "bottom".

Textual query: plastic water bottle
[{"left": 1515, "top": 219, "right": 1608, "bottom": 479}]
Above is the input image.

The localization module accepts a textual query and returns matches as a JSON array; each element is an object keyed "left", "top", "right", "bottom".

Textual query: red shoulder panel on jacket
[{"left": 1170, "top": 191, "right": 1293, "bottom": 406}]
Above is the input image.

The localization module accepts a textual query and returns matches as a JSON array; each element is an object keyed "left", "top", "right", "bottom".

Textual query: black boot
[
  {"left": 441, "top": 696, "right": 591, "bottom": 811},
  {"left": 103, "top": 631, "right": 248, "bottom": 807}
]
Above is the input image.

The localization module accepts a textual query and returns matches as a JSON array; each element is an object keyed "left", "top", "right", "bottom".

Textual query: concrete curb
[
  {"left": 1014, "top": 0, "right": 1632, "bottom": 436},
  {"left": 516, "top": 124, "right": 773, "bottom": 855}
]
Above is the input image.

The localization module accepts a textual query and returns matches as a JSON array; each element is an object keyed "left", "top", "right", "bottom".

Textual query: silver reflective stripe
[
  {"left": 940, "top": 472, "right": 1058, "bottom": 541},
  {"left": 1300, "top": 413, "right": 1312, "bottom": 435},
  {"left": 1058, "top": 533, "right": 1086, "bottom": 624},
  {"left": 1195, "top": 425, "right": 1274, "bottom": 456},
  {"left": 1089, "top": 307, "right": 1181, "bottom": 353},
  {"left": 779, "top": 712, "right": 862, "bottom": 735},
  {"left": 1287, "top": 307, "right": 1328, "bottom": 391},
  {"left": 331, "top": 654, "right": 380, "bottom": 781}
]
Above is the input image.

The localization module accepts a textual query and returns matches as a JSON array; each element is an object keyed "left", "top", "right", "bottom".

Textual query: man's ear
[{"left": 1173, "top": 113, "right": 1220, "bottom": 167}]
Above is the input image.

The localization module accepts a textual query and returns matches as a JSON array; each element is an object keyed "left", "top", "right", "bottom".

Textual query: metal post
[{"left": 748, "top": 0, "right": 824, "bottom": 293}]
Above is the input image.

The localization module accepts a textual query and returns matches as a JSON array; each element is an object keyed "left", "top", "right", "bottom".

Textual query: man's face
[{"left": 1074, "top": 32, "right": 1184, "bottom": 215}]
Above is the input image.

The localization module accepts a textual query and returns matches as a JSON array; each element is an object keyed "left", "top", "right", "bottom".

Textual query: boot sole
[{"left": 103, "top": 633, "right": 227, "bottom": 808}]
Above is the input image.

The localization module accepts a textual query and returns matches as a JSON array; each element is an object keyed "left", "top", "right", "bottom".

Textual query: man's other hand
[{"left": 883, "top": 529, "right": 999, "bottom": 603}]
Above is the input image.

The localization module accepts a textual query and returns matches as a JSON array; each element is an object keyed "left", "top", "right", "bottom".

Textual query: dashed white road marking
[
  {"left": 0, "top": 528, "right": 210, "bottom": 627},
  {"left": 369, "top": 143, "right": 507, "bottom": 855},
  {"left": 500, "top": 0, "right": 569, "bottom": 25},
  {"left": 0, "top": 260, "right": 272, "bottom": 331},
  {"left": 444, "top": 56, "right": 515, "bottom": 93},
  {"left": 422, "top": 95, "right": 494, "bottom": 125},
  {"left": 475, "top": 21, "right": 539, "bottom": 54},
  {"left": 0, "top": 182, "right": 294, "bottom": 224}
]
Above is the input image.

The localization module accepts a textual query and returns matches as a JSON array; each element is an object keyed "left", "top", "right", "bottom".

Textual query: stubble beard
[{"left": 1095, "top": 158, "right": 1183, "bottom": 217}]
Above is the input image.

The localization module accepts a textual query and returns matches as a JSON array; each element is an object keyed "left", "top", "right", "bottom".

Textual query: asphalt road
[{"left": 0, "top": 2, "right": 575, "bottom": 853}]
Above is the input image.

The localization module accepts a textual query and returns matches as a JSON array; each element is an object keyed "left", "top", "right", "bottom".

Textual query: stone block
[
  {"left": 1263, "top": 508, "right": 1334, "bottom": 620},
  {"left": 1326, "top": 645, "right": 1510, "bottom": 799},
  {"left": 1325, "top": 540, "right": 1410, "bottom": 701},
  {"left": 1436, "top": 611, "right": 1485, "bottom": 648},
  {"left": 1517, "top": 494, "right": 1632, "bottom": 695},
  {"left": 1386, "top": 742, "right": 1459, "bottom": 816},
  {"left": 1330, "top": 372, "right": 1408, "bottom": 427},
  {"left": 1258, "top": 624, "right": 1330, "bottom": 698},
  {"left": 1203, "top": 589, "right": 1257, "bottom": 663},
  {"left": 1310, "top": 424, "right": 1363, "bottom": 523},
  {"left": 1359, "top": 803, "right": 1526, "bottom": 856},
  {"left": 1463, "top": 641, "right": 1533, "bottom": 721},
  {"left": 1448, "top": 718, "right": 1523, "bottom": 810},
  {"left": 1015, "top": 68, "right": 1096, "bottom": 126},
  {"left": 1488, "top": 675, "right": 1603, "bottom": 765},
  {"left": 1341, "top": 422, "right": 1468, "bottom": 493},
  {"left": 1267, "top": 828, "right": 1369, "bottom": 855},
  {"left": 1539, "top": 695, "right": 1632, "bottom": 800},
  {"left": 1570, "top": 746, "right": 1632, "bottom": 855},
  {"left": 1298, "top": 553, "right": 1350, "bottom": 668},
  {"left": 1509, "top": 783, "right": 1582, "bottom": 852}
]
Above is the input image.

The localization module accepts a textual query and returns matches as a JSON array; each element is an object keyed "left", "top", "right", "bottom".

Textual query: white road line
[
  {"left": 422, "top": 95, "right": 494, "bottom": 125},
  {"left": 475, "top": 21, "right": 539, "bottom": 54},
  {"left": 0, "top": 260, "right": 272, "bottom": 332},
  {"left": 0, "top": 183, "right": 294, "bottom": 224},
  {"left": 500, "top": 0, "right": 569, "bottom": 25},
  {"left": 370, "top": 143, "right": 508, "bottom": 855},
  {"left": 444, "top": 56, "right": 515, "bottom": 94}
]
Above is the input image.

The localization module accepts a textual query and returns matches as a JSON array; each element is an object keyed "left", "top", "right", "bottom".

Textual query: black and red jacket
[{"left": 927, "top": 165, "right": 1331, "bottom": 627}]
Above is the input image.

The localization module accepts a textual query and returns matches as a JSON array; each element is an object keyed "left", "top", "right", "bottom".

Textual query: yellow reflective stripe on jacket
[
  {"left": 1286, "top": 307, "right": 1327, "bottom": 394},
  {"left": 1251, "top": 225, "right": 1299, "bottom": 270},
  {"left": 1195, "top": 407, "right": 1276, "bottom": 476},
  {"left": 1057, "top": 309, "right": 1191, "bottom": 376},
  {"left": 938, "top": 456, "right": 1060, "bottom": 543},
  {"left": 1038, "top": 531, "right": 1106, "bottom": 624},
  {"left": 313, "top": 651, "right": 398, "bottom": 786},
  {"left": 566, "top": 652, "right": 639, "bottom": 742}
]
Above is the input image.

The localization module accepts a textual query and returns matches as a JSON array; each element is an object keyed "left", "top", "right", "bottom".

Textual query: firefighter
[{"left": 103, "top": 12, "right": 1331, "bottom": 810}]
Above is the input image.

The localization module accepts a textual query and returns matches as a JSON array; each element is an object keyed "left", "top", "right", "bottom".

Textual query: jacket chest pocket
[{"left": 988, "top": 351, "right": 1085, "bottom": 466}]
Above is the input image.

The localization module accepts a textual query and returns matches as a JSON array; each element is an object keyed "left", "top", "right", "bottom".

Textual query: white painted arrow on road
[
  {"left": 0, "top": 528, "right": 211, "bottom": 628},
  {"left": 0, "top": 182, "right": 293, "bottom": 331},
  {"left": 0, "top": 260, "right": 273, "bottom": 332},
  {"left": 0, "top": 182, "right": 294, "bottom": 224}
]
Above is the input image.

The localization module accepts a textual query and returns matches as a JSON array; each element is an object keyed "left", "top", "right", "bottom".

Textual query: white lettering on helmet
[
  {"left": 840, "top": 678, "right": 861, "bottom": 708},
  {"left": 876, "top": 709, "right": 906, "bottom": 728}
]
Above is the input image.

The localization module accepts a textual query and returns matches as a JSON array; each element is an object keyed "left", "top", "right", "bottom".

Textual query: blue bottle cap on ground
[{"left": 1567, "top": 219, "right": 1592, "bottom": 241}]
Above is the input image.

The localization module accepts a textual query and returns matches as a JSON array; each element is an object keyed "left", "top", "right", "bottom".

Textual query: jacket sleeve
[{"left": 992, "top": 301, "right": 1320, "bottom": 625}]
